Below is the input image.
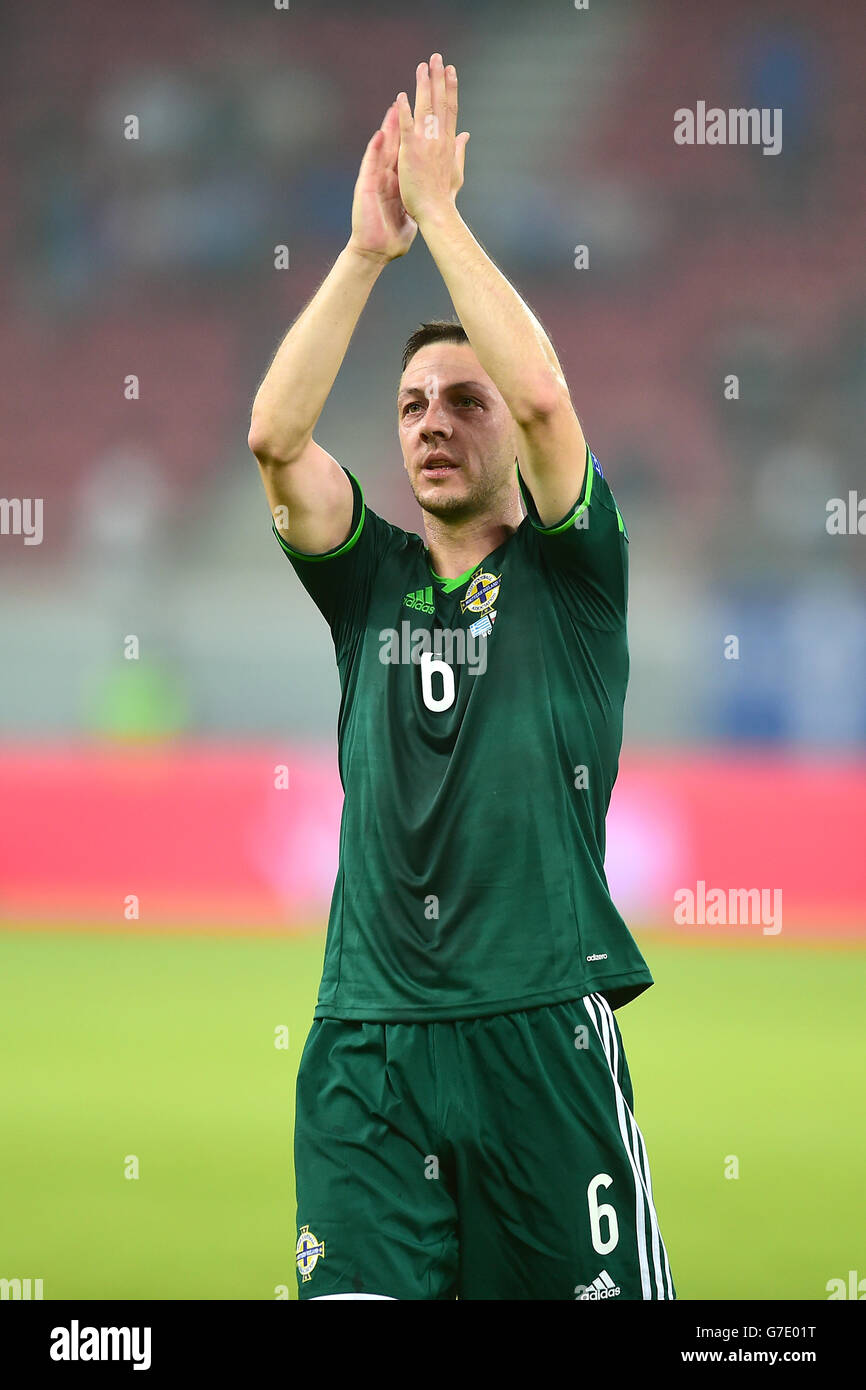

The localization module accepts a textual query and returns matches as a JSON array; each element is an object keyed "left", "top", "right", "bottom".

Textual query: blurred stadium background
[{"left": 1, "top": 0, "right": 864, "bottom": 1300}]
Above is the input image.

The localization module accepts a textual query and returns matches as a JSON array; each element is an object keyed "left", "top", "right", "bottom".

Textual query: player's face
[{"left": 397, "top": 344, "right": 519, "bottom": 521}]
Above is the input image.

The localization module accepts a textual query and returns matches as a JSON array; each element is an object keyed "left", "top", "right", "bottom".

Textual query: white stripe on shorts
[
  {"left": 592, "top": 993, "right": 674, "bottom": 1300},
  {"left": 583, "top": 992, "right": 673, "bottom": 1300}
]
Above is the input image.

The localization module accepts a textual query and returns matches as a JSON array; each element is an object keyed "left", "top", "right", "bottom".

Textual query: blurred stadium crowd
[{"left": 1, "top": 0, "right": 864, "bottom": 745}]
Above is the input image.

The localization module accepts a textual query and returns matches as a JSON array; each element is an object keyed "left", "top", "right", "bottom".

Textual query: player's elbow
[
  {"left": 511, "top": 372, "right": 570, "bottom": 427},
  {"left": 247, "top": 417, "right": 303, "bottom": 467},
  {"left": 247, "top": 423, "right": 272, "bottom": 463},
  {"left": 247, "top": 412, "right": 278, "bottom": 462}
]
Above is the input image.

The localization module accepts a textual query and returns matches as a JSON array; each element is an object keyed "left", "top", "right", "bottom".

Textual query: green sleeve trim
[
  {"left": 516, "top": 442, "right": 594, "bottom": 534},
  {"left": 271, "top": 469, "right": 365, "bottom": 562}
]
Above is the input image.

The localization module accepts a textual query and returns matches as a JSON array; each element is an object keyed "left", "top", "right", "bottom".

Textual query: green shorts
[{"left": 293, "top": 993, "right": 675, "bottom": 1300}]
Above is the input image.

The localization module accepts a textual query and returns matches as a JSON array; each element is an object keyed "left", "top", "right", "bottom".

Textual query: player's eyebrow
[{"left": 396, "top": 380, "right": 491, "bottom": 403}]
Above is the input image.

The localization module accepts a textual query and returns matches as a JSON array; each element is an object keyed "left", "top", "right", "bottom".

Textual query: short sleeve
[
  {"left": 516, "top": 443, "right": 628, "bottom": 628},
  {"left": 271, "top": 468, "right": 392, "bottom": 661}
]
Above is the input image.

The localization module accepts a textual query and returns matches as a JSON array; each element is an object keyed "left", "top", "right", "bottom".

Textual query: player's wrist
[
  {"left": 414, "top": 197, "right": 461, "bottom": 234},
  {"left": 344, "top": 239, "right": 394, "bottom": 270}
]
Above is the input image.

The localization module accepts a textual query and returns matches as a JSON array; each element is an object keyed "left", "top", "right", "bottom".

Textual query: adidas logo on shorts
[{"left": 575, "top": 1269, "right": 621, "bottom": 1300}]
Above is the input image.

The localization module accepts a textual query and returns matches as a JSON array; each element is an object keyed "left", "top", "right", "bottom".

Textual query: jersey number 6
[{"left": 420, "top": 651, "right": 456, "bottom": 712}]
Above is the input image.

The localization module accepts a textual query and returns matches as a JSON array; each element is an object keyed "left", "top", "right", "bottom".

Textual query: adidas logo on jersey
[
  {"left": 575, "top": 1269, "right": 621, "bottom": 1300},
  {"left": 404, "top": 586, "right": 434, "bottom": 614}
]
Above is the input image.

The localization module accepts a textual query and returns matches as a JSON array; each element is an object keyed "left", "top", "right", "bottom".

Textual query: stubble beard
[{"left": 408, "top": 465, "right": 512, "bottom": 524}]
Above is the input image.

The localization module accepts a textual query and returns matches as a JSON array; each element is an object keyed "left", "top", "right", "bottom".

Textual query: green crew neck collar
[{"left": 428, "top": 559, "right": 479, "bottom": 594}]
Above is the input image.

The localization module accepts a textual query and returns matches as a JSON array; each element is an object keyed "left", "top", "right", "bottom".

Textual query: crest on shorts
[
  {"left": 460, "top": 571, "right": 501, "bottom": 615},
  {"left": 296, "top": 1224, "right": 325, "bottom": 1282}
]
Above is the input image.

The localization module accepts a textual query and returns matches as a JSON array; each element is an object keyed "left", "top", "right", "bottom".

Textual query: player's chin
[
  {"left": 414, "top": 472, "right": 469, "bottom": 508},
  {"left": 415, "top": 484, "right": 473, "bottom": 518}
]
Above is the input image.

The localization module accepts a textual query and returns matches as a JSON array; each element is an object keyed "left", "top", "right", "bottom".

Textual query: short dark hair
[{"left": 400, "top": 319, "right": 469, "bottom": 374}]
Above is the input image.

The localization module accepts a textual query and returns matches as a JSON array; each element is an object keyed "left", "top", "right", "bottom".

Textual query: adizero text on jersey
[{"left": 272, "top": 445, "right": 652, "bottom": 1020}]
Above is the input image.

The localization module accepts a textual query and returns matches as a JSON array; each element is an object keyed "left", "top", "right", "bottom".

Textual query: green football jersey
[{"left": 272, "top": 442, "right": 653, "bottom": 1020}]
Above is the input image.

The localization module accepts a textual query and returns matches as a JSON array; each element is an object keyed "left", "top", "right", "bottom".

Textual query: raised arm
[
  {"left": 396, "top": 56, "right": 587, "bottom": 527},
  {"left": 248, "top": 102, "right": 417, "bottom": 555}
]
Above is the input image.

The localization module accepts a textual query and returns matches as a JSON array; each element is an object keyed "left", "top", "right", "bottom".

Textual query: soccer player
[{"left": 248, "top": 54, "right": 675, "bottom": 1301}]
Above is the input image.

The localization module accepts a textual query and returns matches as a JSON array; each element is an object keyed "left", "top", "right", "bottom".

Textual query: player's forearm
[
  {"left": 418, "top": 204, "right": 567, "bottom": 422},
  {"left": 248, "top": 242, "right": 387, "bottom": 461}
]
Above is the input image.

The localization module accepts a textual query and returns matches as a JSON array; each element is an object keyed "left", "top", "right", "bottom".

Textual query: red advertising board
[{"left": 1, "top": 744, "right": 863, "bottom": 935}]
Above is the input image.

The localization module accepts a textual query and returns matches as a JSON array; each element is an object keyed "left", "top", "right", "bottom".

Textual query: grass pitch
[{"left": 0, "top": 927, "right": 863, "bottom": 1300}]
